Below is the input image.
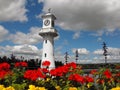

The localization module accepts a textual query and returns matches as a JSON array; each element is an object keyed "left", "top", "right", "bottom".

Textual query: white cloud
[
  {"left": 107, "top": 47, "right": 120, "bottom": 56},
  {"left": 38, "top": 0, "right": 44, "bottom": 3},
  {"left": 12, "top": 44, "right": 39, "bottom": 55},
  {"left": 73, "top": 31, "right": 80, "bottom": 39},
  {"left": 93, "top": 47, "right": 120, "bottom": 56},
  {"left": 0, "top": 25, "right": 9, "bottom": 42},
  {"left": 78, "top": 48, "right": 89, "bottom": 55},
  {"left": 71, "top": 48, "right": 90, "bottom": 63},
  {"left": 0, "top": 46, "right": 12, "bottom": 57},
  {"left": 93, "top": 47, "right": 120, "bottom": 63},
  {"left": 72, "top": 48, "right": 89, "bottom": 55},
  {"left": 91, "top": 30, "right": 105, "bottom": 36},
  {"left": 9, "top": 27, "right": 42, "bottom": 44},
  {"left": 93, "top": 49, "right": 103, "bottom": 55},
  {"left": 0, "top": 0, "right": 27, "bottom": 22},
  {"left": 97, "top": 37, "right": 103, "bottom": 42},
  {"left": 40, "top": 0, "right": 120, "bottom": 35},
  {"left": 0, "top": 45, "right": 42, "bottom": 59}
]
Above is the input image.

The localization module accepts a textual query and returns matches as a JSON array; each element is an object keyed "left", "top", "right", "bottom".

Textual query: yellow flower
[
  {"left": 4, "top": 86, "right": 15, "bottom": 90},
  {"left": 46, "top": 78, "right": 50, "bottom": 82},
  {"left": 111, "top": 87, "right": 120, "bottom": 90},
  {"left": 55, "top": 86, "right": 61, "bottom": 90},
  {"left": 87, "top": 84, "right": 90, "bottom": 88},
  {"left": 69, "top": 87, "right": 77, "bottom": 90},
  {"left": 28, "top": 85, "right": 36, "bottom": 90},
  {"left": 28, "top": 85, "right": 46, "bottom": 90},
  {"left": 0, "top": 85, "right": 5, "bottom": 90},
  {"left": 38, "top": 87, "right": 46, "bottom": 90},
  {"left": 87, "top": 83, "right": 93, "bottom": 88},
  {"left": 35, "top": 87, "right": 39, "bottom": 90}
]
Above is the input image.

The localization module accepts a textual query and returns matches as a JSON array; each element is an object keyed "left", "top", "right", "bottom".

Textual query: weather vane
[{"left": 48, "top": 8, "right": 51, "bottom": 13}]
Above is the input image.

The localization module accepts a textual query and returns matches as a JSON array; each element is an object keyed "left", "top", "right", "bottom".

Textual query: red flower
[
  {"left": 50, "top": 65, "right": 68, "bottom": 76},
  {"left": 0, "top": 63, "right": 11, "bottom": 79},
  {"left": 77, "top": 75, "right": 85, "bottom": 84},
  {"left": 90, "top": 69, "right": 97, "bottom": 75},
  {"left": 15, "top": 62, "right": 28, "bottom": 67},
  {"left": 0, "top": 63, "right": 10, "bottom": 70},
  {"left": 24, "top": 68, "right": 46, "bottom": 81},
  {"left": 69, "top": 74, "right": 85, "bottom": 84},
  {"left": 50, "top": 62, "right": 77, "bottom": 77},
  {"left": 97, "top": 79, "right": 105, "bottom": 84},
  {"left": 42, "top": 60, "right": 50, "bottom": 67},
  {"left": 103, "top": 69, "right": 112, "bottom": 79},
  {"left": 21, "top": 62, "right": 28, "bottom": 67},
  {"left": 115, "top": 65, "right": 120, "bottom": 69},
  {"left": 15, "top": 62, "right": 20, "bottom": 67},
  {"left": 24, "top": 70, "right": 37, "bottom": 81},
  {"left": 41, "top": 68, "right": 49, "bottom": 73},
  {"left": 116, "top": 72, "right": 120, "bottom": 77},
  {"left": 85, "top": 76, "right": 94, "bottom": 83},
  {"left": 50, "top": 67, "right": 63, "bottom": 77},
  {"left": 0, "top": 70, "right": 8, "bottom": 79},
  {"left": 66, "top": 62, "right": 77, "bottom": 69}
]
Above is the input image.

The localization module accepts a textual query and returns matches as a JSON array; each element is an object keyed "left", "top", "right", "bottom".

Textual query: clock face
[{"left": 44, "top": 20, "right": 50, "bottom": 26}]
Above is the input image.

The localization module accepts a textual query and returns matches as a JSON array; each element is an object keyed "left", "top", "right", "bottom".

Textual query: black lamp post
[
  {"left": 64, "top": 52, "right": 69, "bottom": 64},
  {"left": 75, "top": 49, "right": 79, "bottom": 63},
  {"left": 103, "top": 42, "right": 108, "bottom": 64}
]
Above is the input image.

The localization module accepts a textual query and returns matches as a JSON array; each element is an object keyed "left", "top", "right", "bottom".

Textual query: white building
[{"left": 39, "top": 10, "right": 58, "bottom": 69}]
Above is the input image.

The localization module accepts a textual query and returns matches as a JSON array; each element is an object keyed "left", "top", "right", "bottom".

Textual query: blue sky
[{"left": 0, "top": 0, "right": 120, "bottom": 63}]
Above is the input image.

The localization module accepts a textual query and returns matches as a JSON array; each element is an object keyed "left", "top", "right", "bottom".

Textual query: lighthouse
[{"left": 39, "top": 10, "right": 58, "bottom": 69}]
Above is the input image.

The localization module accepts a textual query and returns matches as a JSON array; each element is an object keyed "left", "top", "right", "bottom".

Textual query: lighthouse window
[
  {"left": 52, "top": 20, "right": 54, "bottom": 27},
  {"left": 45, "top": 40, "right": 47, "bottom": 43},
  {"left": 45, "top": 53, "right": 47, "bottom": 57}
]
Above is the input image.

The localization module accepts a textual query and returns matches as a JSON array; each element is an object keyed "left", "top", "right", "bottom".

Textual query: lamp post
[
  {"left": 64, "top": 52, "right": 69, "bottom": 64},
  {"left": 103, "top": 42, "right": 108, "bottom": 64},
  {"left": 75, "top": 49, "right": 79, "bottom": 63}
]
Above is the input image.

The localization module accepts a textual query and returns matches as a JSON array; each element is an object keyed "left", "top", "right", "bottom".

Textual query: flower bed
[{"left": 0, "top": 61, "right": 120, "bottom": 90}]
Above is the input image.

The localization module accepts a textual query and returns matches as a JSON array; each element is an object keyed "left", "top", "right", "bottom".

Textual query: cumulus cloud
[
  {"left": 0, "top": 25, "right": 9, "bottom": 42},
  {"left": 72, "top": 48, "right": 89, "bottom": 55},
  {"left": 97, "top": 37, "right": 103, "bottom": 42},
  {"left": 107, "top": 47, "right": 120, "bottom": 61},
  {"left": 108, "top": 47, "right": 120, "bottom": 56},
  {"left": 0, "top": 0, "right": 27, "bottom": 22},
  {"left": 38, "top": 0, "right": 44, "bottom": 3},
  {"left": 93, "top": 49, "right": 103, "bottom": 55},
  {"left": 0, "top": 45, "right": 42, "bottom": 59},
  {"left": 39, "top": 0, "right": 120, "bottom": 36},
  {"left": 93, "top": 47, "right": 120, "bottom": 62},
  {"left": 93, "top": 47, "right": 120, "bottom": 55},
  {"left": 9, "top": 27, "right": 42, "bottom": 44},
  {"left": 49, "top": 46, "right": 120, "bottom": 64},
  {"left": 73, "top": 31, "right": 80, "bottom": 39},
  {"left": 12, "top": 44, "right": 40, "bottom": 55},
  {"left": 0, "top": 46, "right": 12, "bottom": 57}
]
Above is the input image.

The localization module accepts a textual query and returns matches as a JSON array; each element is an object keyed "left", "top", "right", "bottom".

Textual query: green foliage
[
  {"left": 0, "top": 62, "right": 120, "bottom": 90},
  {"left": 12, "top": 83, "right": 26, "bottom": 90}
]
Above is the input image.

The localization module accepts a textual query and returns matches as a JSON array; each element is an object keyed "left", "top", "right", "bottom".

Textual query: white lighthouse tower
[{"left": 39, "top": 10, "right": 58, "bottom": 69}]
